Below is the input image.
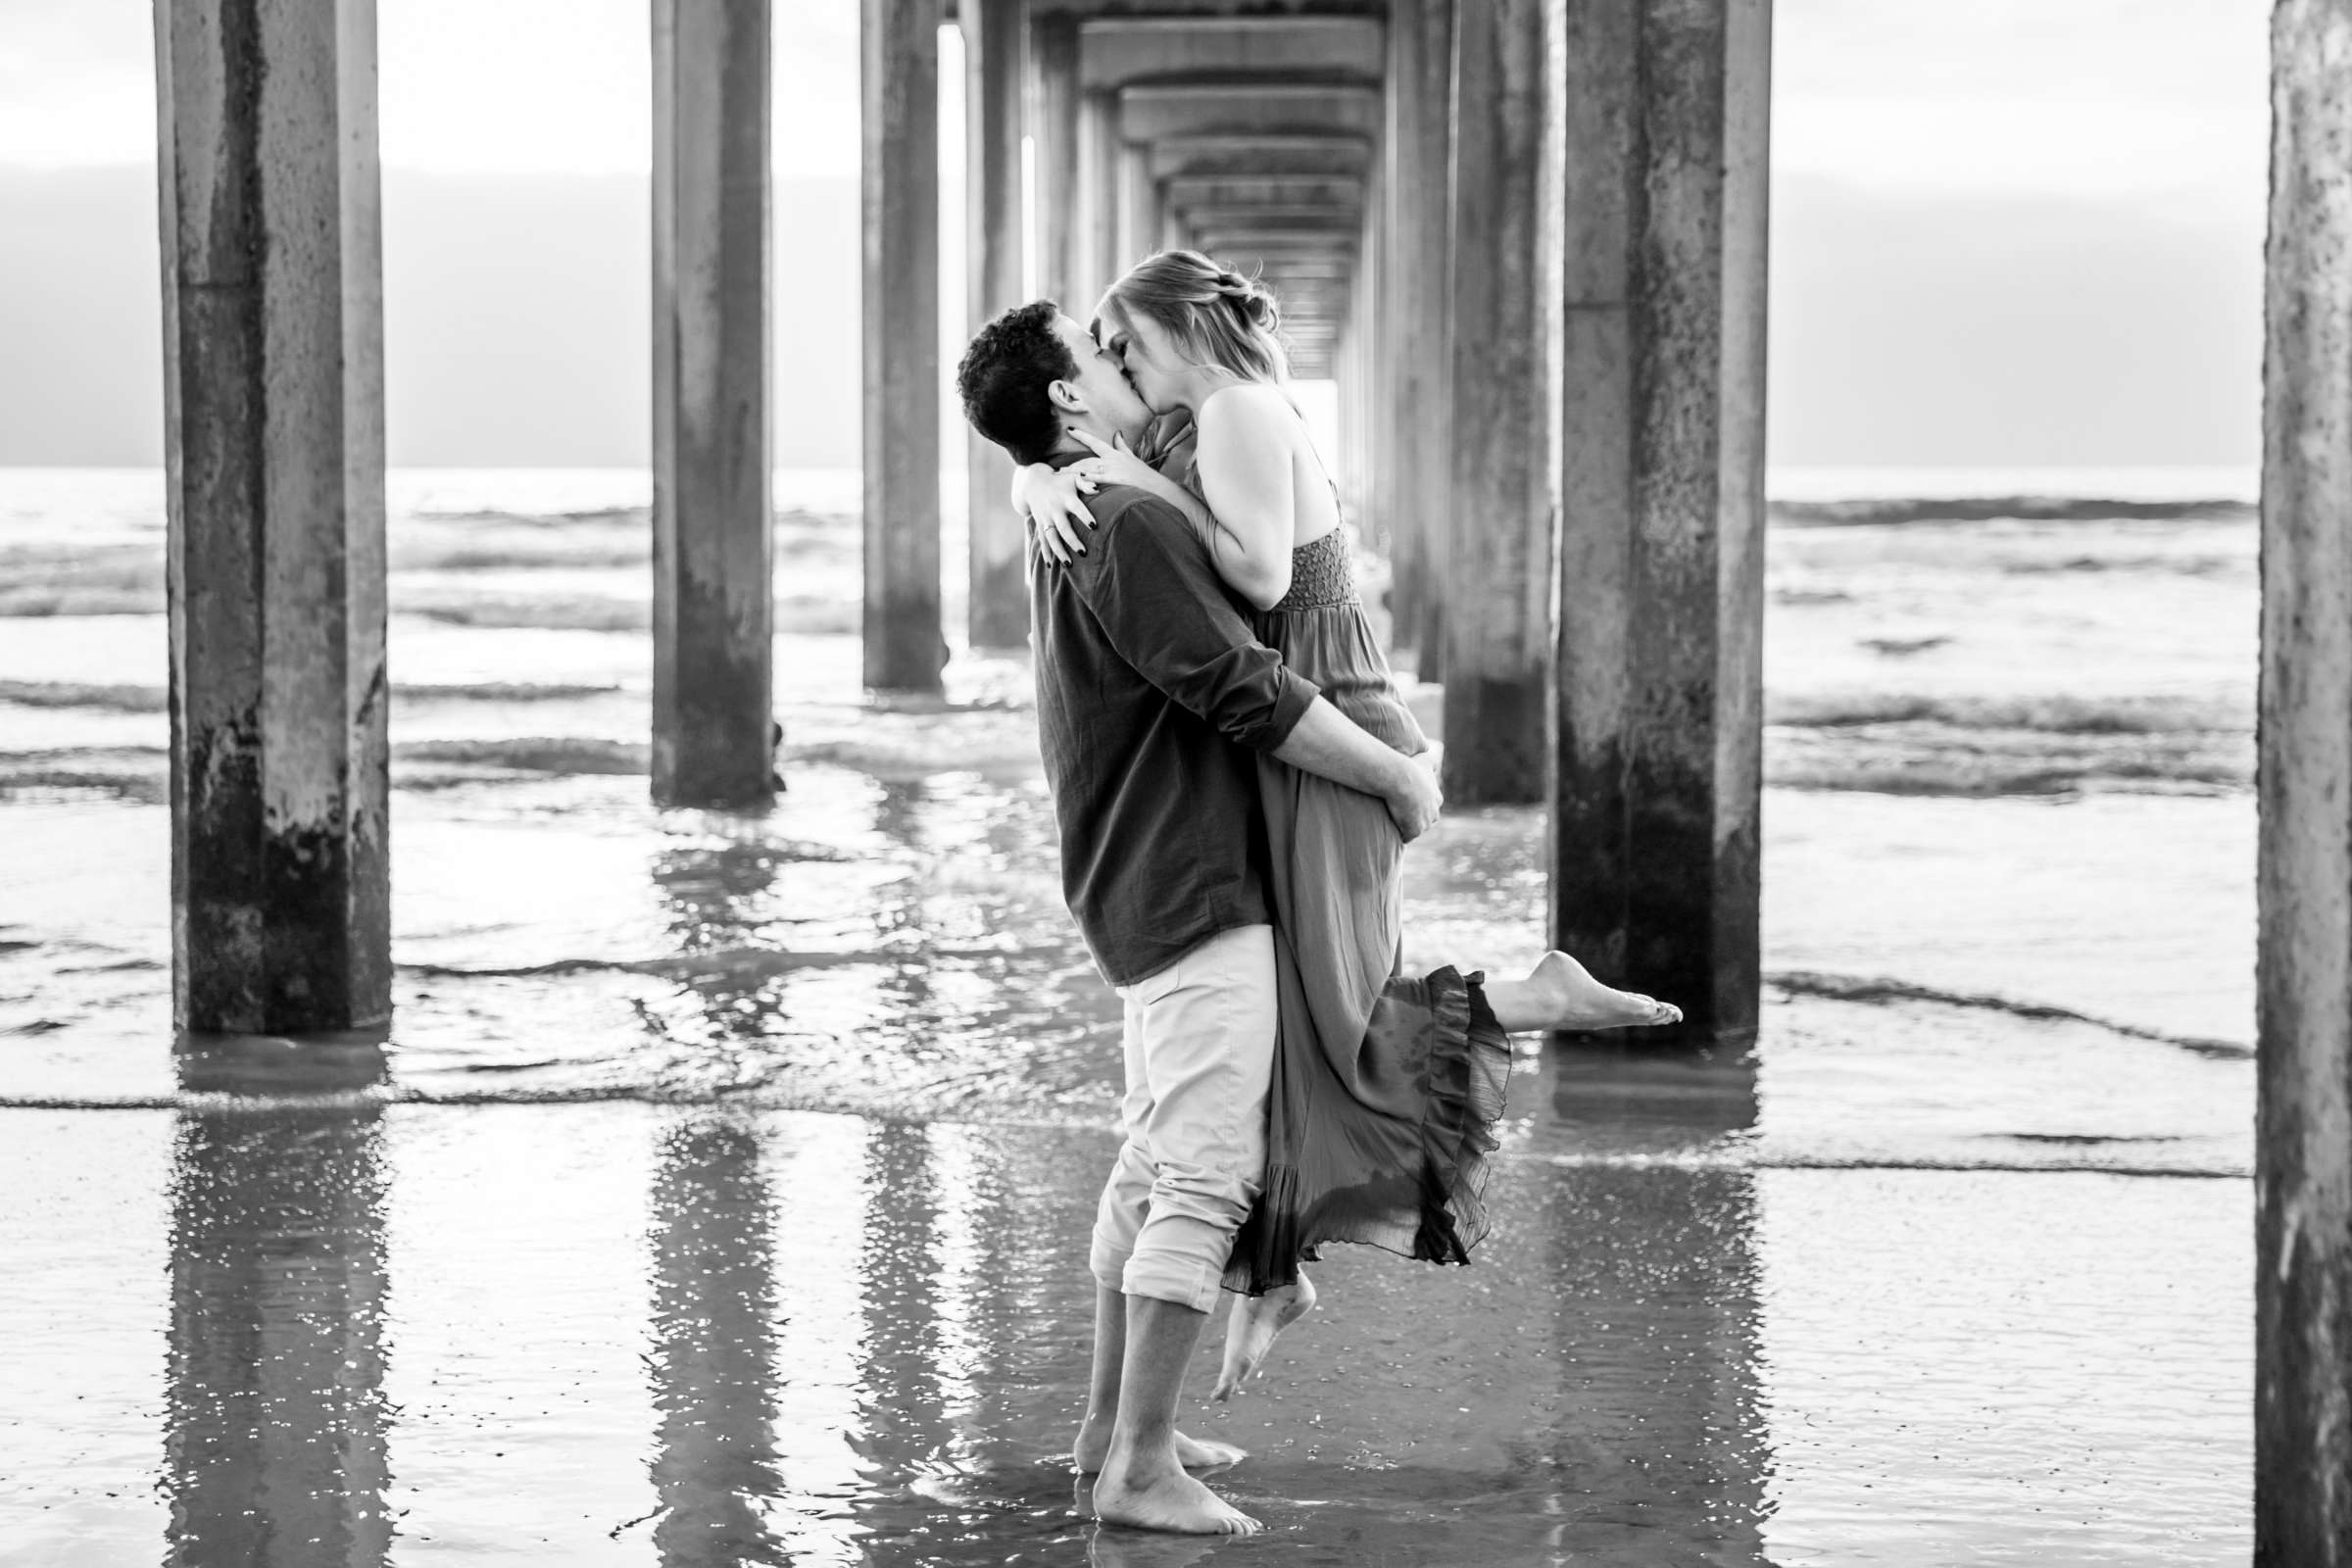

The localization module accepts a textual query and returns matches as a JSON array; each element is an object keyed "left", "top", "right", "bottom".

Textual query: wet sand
[
  {"left": 0, "top": 469, "right": 2257, "bottom": 1561},
  {"left": 3, "top": 1088, "right": 2246, "bottom": 1567},
  {"left": 0, "top": 762, "right": 2255, "bottom": 1563}
]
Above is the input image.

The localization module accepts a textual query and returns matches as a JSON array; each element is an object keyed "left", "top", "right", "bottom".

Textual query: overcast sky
[{"left": 0, "top": 0, "right": 2272, "bottom": 469}]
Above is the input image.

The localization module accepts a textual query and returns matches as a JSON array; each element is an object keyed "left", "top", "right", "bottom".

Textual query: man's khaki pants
[{"left": 1088, "top": 923, "right": 1278, "bottom": 1313}]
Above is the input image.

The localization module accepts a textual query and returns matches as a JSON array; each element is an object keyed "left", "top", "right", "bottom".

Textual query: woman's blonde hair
[{"left": 1097, "top": 250, "right": 1291, "bottom": 384}]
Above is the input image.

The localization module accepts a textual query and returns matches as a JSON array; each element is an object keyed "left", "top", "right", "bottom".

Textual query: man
[{"left": 956, "top": 301, "right": 1442, "bottom": 1537}]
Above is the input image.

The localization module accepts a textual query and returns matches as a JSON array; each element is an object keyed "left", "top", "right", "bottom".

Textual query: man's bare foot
[
  {"left": 1509, "top": 951, "right": 1681, "bottom": 1031},
  {"left": 1074, "top": 1422, "right": 1246, "bottom": 1474},
  {"left": 1211, "top": 1272, "right": 1316, "bottom": 1401},
  {"left": 1092, "top": 1454, "right": 1262, "bottom": 1536}
]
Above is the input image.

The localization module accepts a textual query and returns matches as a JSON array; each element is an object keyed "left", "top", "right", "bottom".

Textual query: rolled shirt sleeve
[{"left": 1069, "top": 495, "right": 1319, "bottom": 754}]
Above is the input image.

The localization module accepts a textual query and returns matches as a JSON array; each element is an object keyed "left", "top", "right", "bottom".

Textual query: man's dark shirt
[{"left": 1029, "top": 455, "right": 1319, "bottom": 986}]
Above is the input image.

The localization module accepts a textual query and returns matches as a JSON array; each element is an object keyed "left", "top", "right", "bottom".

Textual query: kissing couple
[{"left": 956, "top": 250, "right": 1679, "bottom": 1537}]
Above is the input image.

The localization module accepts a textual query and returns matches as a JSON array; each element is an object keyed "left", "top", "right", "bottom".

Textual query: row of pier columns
[
  {"left": 139, "top": 0, "right": 2352, "bottom": 1541},
  {"left": 855, "top": 0, "right": 1768, "bottom": 1031}
]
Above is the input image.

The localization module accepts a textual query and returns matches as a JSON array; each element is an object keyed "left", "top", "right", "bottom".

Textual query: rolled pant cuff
[
  {"left": 1120, "top": 1253, "right": 1224, "bottom": 1315},
  {"left": 1088, "top": 1246, "right": 1131, "bottom": 1298}
]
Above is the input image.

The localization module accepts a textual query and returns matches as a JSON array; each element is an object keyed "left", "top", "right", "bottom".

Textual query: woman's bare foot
[
  {"left": 1092, "top": 1452, "right": 1262, "bottom": 1536},
  {"left": 1211, "top": 1272, "right": 1316, "bottom": 1401},
  {"left": 1074, "top": 1422, "right": 1245, "bottom": 1474},
  {"left": 1490, "top": 951, "right": 1681, "bottom": 1032}
]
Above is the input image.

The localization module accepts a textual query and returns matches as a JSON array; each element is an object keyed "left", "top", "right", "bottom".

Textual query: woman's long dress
[{"left": 1221, "top": 527, "right": 1514, "bottom": 1296}]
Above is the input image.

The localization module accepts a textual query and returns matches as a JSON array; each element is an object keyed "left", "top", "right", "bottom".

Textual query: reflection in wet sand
[
  {"left": 165, "top": 1103, "right": 392, "bottom": 1567},
  {"left": 651, "top": 832, "right": 787, "bottom": 955},
  {"left": 851, "top": 1125, "right": 960, "bottom": 1519},
  {"left": 1544, "top": 1043, "right": 1766, "bottom": 1560},
  {"left": 644, "top": 1119, "right": 789, "bottom": 1565},
  {"left": 849, "top": 1120, "right": 1096, "bottom": 1565},
  {"left": 3, "top": 1080, "right": 2237, "bottom": 1563}
]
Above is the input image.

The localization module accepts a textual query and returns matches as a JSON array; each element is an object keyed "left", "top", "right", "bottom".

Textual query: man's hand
[{"left": 1383, "top": 754, "right": 1443, "bottom": 843}]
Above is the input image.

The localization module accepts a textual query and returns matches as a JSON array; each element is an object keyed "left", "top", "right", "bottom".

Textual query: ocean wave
[
  {"left": 0, "top": 544, "right": 164, "bottom": 615},
  {"left": 394, "top": 682, "right": 624, "bottom": 704},
  {"left": 1997, "top": 554, "right": 2239, "bottom": 577},
  {"left": 405, "top": 504, "right": 853, "bottom": 531},
  {"left": 0, "top": 724, "right": 2247, "bottom": 798},
  {"left": 1768, "top": 692, "right": 2247, "bottom": 735},
  {"left": 0, "top": 1089, "right": 2242, "bottom": 1176},
  {"left": 0, "top": 738, "right": 645, "bottom": 791},
  {"left": 0, "top": 680, "right": 166, "bottom": 712},
  {"left": 402, "top": 594, "right": 856, "bottom": 635},
  {"left": 1765, "top": 969, "right": 2251, "bottom": 1058},
  {"left": 0, "top": 680, "right": 623, "bottom": 713},
  {"left": 1762, "top": 695, "right": 2252, "bottom": 797},
  {"left": 1521, "top": 1147, "right": 2243, "bottom": 1179},
  {"left": 1770, "top": 496, "right": 2255, "bottom": 527},
  {"left": 788, "top": 734, "right": 1044, "bottom": 780},
  {"left": 396, "top": 938, "right": 1057, "bottom": 983},
  {"left": 1764, "top": 734, "right": 2250, "bottom": 797},
  {"left": 0, "top": 1083, "right": 1111, "bottom": 1121},
  {"left": 0, "top": 586, "right": 161, "bottom": 616},
  {"left": 0, "top": 747, "right": 170, "bottom": 804},
  {"left": 404, "top": 595, "right": 650, "bottom": 632},
  {"left": 395, "top": 737, "right": 650, "bottom": 775},
  {"left": 399, "top": 946, "right": 879, "bottom": 981},
  {"left": 392, "top": 544, "right": 650, "bottom": 571},
  {"left": 410, "top": 505, "right": 648, "bottom": 528}
]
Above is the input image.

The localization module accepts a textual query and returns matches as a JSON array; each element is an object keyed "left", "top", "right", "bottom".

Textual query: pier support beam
[
  {"left": 155, "top": 0, "right": 390, "bottom": 1034},
  {"left": 1119, "top": 140, "right": 1157, "bottom": 270},
  {"left": 1077, "top": 89, "right": 1119, "bottom": 309},
  {"left": 861, "top": 0, "right": 945, "bottom": 693},
  {"left": 1386, "top": 0, "right": 1452, "bottom": 676},
  {"left": 964, "top": 0, "right": 1027, "bottom": 648},
  {"left": 2259, "top": 2, "right": 2352, "bottom": 1556},
  {"left": 654, "top": 0, "right": 774, "bottom": 805},
  {"left": 1352, "top": 183, "right": 1382, "bottom": 549},
  {"left": 1547, "top": 0, "right": 1770, "bottom": 1044},
  {"left": 1029, "top": 12, "right": 1081, "bottom": 309},
  {"left": 1442, "top": 0, "right": 1549, "bottom": 803}
]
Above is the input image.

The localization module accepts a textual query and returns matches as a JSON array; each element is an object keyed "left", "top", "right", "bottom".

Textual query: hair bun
[{"left": 1213, "top": 269, "right": 1279, "bottom": 330}]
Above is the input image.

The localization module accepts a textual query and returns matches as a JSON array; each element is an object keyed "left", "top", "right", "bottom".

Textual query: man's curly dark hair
[{"left": 956, "top": 299, "right": 1074, "bottom": 467}]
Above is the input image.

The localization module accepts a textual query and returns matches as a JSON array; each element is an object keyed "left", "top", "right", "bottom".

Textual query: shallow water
[
  {"left": 1, "top": 1092, "right": 2248, "bottom": 1567},
  {"left": 0, "top": 468, "right": 2258, "bottom": 1561}
]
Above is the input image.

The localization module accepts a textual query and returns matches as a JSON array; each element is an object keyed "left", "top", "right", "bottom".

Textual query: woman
[{"left": 1015, "top": 252, "right": 1679, "bottom": 1399}]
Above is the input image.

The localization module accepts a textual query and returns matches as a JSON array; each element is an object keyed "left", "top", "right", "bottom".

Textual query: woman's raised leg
[{"left": 1483, "top": 951, "right": 1680, "bottom": 1033}]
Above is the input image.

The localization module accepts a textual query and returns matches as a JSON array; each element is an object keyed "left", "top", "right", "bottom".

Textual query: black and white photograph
[{"left": 0, "top": 0, "right": 2324, "bottom": 1562}]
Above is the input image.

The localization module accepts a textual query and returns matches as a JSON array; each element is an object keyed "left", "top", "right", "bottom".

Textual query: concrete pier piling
[
  {"left": 1077, "top": 88, "right": 1119, "bottom": 309},
  {"left": 1385, "top": 0, "right": 1453, "bottom": 675},
  {"left": 2258, "top": 1, "right": 2352, "bottom": 1556},
  {"left": 861, "top": 0, "right": 946, "bottom": 694},
  {"left": 1118, "top": 140, "right": 1158, "bottom": 271},
  {"left": 653, "top": 0, "right": 775, "bottom": 807},
  {"left": 964, "top": 0, "right": 1028, "bottom": 649},
  {"left": 1548, "top": 0, "right": 1771, "bottom": 1045},
  {"left": 154, "top": 0, "right": 391, "bottom": 1035},
  {"left": 1029, "top": 13, "right": 1082, "bottom": 310},
  {"left": 1441, "top": 0, "right": 1551, "bottom": 804}
]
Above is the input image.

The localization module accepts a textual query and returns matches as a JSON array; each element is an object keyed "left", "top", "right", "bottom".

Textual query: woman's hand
[
  {"left": 1067, "top": 428, "right": 1161, "bottom": 494},
  {"left": 1020, "top": 463, "right": 1097, "bottom": 567}
]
